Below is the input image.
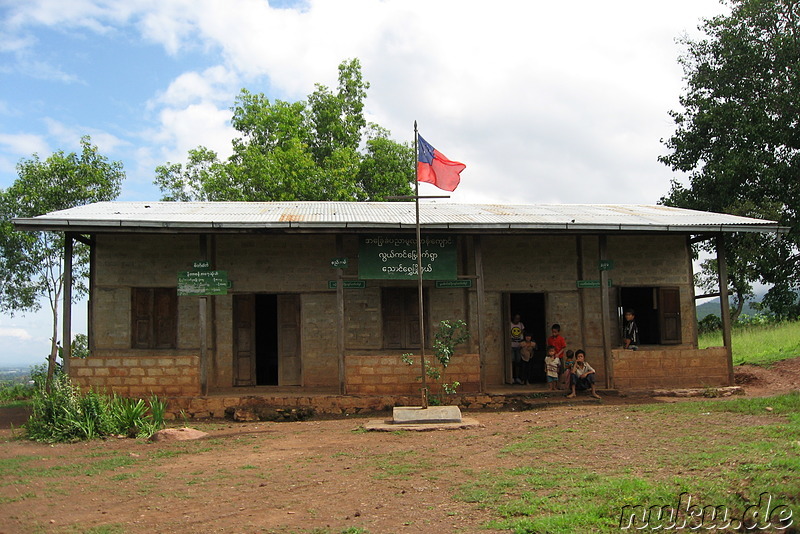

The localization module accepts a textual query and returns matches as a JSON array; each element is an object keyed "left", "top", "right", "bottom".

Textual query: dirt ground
[{"left": 0, "top": 360, "right": 797, "bottom": 534}]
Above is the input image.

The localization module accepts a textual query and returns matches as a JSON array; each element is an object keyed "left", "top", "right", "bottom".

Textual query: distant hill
[{"left": 696, "top": 297, "right": 762, "bottom": 320}]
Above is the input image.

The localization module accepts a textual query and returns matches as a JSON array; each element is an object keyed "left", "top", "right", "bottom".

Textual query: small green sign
[
  {"left": 435, "top": 280, "right": 473, "bottom": 288},
  {"left": 193, "top": 260, "right": 211, "bottom": 270},
  {"left": 328, "top": 280, "right": 366, "bottom": 289},
  {"left": 599, "top": 260, "right": 614, "bottom": 271},
  {"left": 577, "top": 279, "right": 612, "bottom": 288},
  {"left": 178, "top": 270, "right": 228, "bottom": 296},
  {"left": 330, "top": 257, "right": 348, "bottom": 269}
]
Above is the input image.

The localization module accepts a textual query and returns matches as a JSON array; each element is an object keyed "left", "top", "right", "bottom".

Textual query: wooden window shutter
[{"left": 132, "top": 288, "right": 153, "bottom": 349}]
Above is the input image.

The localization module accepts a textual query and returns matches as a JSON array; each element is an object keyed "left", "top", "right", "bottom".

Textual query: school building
[{"left": 13, "top": 201, "right": 782, "bottom": 416}]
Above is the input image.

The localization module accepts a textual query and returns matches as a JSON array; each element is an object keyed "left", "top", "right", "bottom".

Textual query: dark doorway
[
  {"left": 509, "top": 293, "right": 547, "bottom": 383},
  {"left": 255, "top": 294, "right": 279, "bottom": 385}
]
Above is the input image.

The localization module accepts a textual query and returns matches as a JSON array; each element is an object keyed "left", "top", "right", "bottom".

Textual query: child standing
[
  {"left": 559, "top": 349, "right": 574, "bottom": 390},
  {"left": 547, "top": 324, "right": 567, "bottom": 360},
  {"left": 544, "top": 346, "right": 560, "bottom": 391},
  {"left": 519, "top": 333, "right": 537, "bottom": 385},
  {"left": 510, "top": 314, "right": 525, "bottom": 384}
]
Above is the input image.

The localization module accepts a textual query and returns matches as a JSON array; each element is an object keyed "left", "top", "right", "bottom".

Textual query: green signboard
[
  {"left": 330, "top": 257, "right": 348, "bottom": 269},
  {"left": 328, "top": 280, "right": 367, "bottom": 289},
  {"left": 599, "top": 259, "right": 614, "bottom": 271},
  {"left": 435, "top": 280, "right": 473, "bottom": 289},
  {"left": 576, "top": 279, "right": 612, "bottom": 288},
  {"left": 178, "top": 270, "right": 229, "bottom": 296},
  {"left": 358, "top": 235, "right": 457, "bottom": 280}
]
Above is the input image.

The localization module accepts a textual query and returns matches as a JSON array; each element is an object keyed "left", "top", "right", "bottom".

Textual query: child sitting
[{"left": 567, "top": 350, "right": 600, "bottom": 399}]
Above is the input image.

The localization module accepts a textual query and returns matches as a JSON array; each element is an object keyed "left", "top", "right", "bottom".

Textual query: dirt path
[{"left": 0, "top": 360, "right": 796, "bottom": 534}]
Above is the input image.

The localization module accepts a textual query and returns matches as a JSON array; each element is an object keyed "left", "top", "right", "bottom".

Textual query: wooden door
[
  {"left": 278, "top": 294, "right": 302, "bottom": 385},
  {"left": 383, "top": 288, "right": 423, "bottom": 349},
  {"left": 659, "top": 288, "right": 682, "bottom": 344},
  {"left": 233, "top": 294, "right": 256, "bottom": 386}
]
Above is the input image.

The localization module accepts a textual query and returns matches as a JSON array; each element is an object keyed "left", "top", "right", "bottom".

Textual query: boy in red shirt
[{"left": 547, "top": 324, "right": 567, "bottom": 389}]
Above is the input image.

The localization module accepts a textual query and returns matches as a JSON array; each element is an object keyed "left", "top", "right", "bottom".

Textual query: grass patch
[
  {"left": 699, "top": 320, "right": 800, "bottom": 366},
  {"left": 463, "top": 393, "right": 800, "bottom": 533}
]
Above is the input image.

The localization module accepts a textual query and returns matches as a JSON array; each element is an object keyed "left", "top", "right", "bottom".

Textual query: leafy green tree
[
  {"left": 155, "top": 58, "right": 414, "bottom": 202},
  {"left": 659, "top": 0, "right": 800, "bottom": 318},
  {"left": 0, "top": 136, "right": 124, "bottom": 386}
]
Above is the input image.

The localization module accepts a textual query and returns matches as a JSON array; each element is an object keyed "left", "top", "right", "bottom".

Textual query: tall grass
[{"left": 698, "top": 320, "right": 800, "bottom": 366}]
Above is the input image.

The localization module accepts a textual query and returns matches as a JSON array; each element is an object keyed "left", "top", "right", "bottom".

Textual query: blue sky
[{"left": 0, "top": 0, "right": 730, "bottom": 367}]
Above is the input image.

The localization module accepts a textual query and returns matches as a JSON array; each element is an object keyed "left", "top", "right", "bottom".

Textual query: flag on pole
[{"left": 417, "top": 134, "right": 466, "bottom": 192}]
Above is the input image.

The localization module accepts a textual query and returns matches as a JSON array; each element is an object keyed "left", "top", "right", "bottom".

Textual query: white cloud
[
  {"left": 0, "top": 132, "right": 50, "bottom": 158},
  {"left": 0, "top": 327, "right": 33, "bottom": 341}
]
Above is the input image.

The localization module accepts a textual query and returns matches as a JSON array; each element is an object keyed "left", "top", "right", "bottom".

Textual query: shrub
[{"left": 24, "top": 374, "right": 167, "bottom": 443}]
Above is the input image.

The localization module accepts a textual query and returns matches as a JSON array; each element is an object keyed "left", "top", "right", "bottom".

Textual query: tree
[
  {"left": 0, "top": 136, "right": 124, "bottom": 386},
  {"left": 155, "top": 58, "right": 415, "bottom": 202},
  {"left": 659, "top": 0, "right": 800, "bottom": 318}
]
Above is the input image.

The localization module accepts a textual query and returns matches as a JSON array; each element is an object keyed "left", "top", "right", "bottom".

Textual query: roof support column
[
  {"left": 473, "top": 235, "right": 487, "bottom": 392},
  {"left": 599, "top": 235, "right": 613, "bottom": 389},
  {"left": 62, "top": 232, "right": 74, "bottom": 375},
  {"left": 336, "top": 234, "right": 346, "bottom": 395},
  {"left": 716, "top": 236, "right": 734, "bottom": 385}
]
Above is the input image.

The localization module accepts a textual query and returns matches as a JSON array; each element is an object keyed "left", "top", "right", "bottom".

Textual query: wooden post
[
  {"left": 599, "top": 235, "right": 613, "bottom": 388},
  {"left": 336, "top": 235, "right": 346, "bottom": 395},
  {"left": 199, "top": 297, "right": 208, "bottom": 395},
  {"left": 62, "top": 233, "right": 73, "bottom": 374},
  {"left": 199, "top": 234, "right": 209, "bottom": 396},
  {"left": 717, "top": 235, "right": 734, "bottom": 385},
  {"left": 474, "top": 236, "right": 487, "bottom": 392}
]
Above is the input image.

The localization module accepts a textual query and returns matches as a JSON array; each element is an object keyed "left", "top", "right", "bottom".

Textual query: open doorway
[
  {"left": 255, "top": 294, "right": 278, "bottom": 385},
  {"left": 509, "top": 293, "right": 546, "bottom": 383},
  {"left": 618, "top": 287, "right": 681, "bottom": 345},
  {"left": 233, "top": 294, "right": 302, "bottom": 386}
]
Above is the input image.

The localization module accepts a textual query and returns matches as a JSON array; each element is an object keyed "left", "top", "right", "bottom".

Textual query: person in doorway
[
  {"left": 623, "top": 309, "right": 639, "bottom": 350},
  {"left": 519, "top": 332, "right": 537, "bottom": 385},
  {"left": 544, "top": 345, "right": 560, "bottom": 391},
  {"left": 510, "top": 314, "right": 525, "bottom": 384},
  {"left": 547, "top": 324, "right": 567, "bottom": 360},
  {"left": 567, "top": 350, "right": 600, "bottom": 399}
]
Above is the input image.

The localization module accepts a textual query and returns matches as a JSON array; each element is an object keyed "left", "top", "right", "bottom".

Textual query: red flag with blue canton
[{"left": 417, "top": 134, "right": 466, "bottom": 192}]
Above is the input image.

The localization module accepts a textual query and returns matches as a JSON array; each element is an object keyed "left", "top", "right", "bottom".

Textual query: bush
[{"left": 24, "top": 374, "right": 167, "bottom": 443}]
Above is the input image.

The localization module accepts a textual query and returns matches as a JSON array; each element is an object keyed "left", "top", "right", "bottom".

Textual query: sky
[{"left": 0, "top": 0, "right": 730, "bottom": 367}]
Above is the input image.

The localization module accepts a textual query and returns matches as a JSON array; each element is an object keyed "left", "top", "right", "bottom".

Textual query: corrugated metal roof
[{"left": 12, "top": 201, "right": 785, "bottom": 234}]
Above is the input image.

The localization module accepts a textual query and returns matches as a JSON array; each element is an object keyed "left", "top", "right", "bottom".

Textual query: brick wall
[
  {"left": 611, "top": 347, "right": 730, "bottom": 390},
  {"left": 345, "top": 353, "right": 481, "bottom": 395},
  {"left": 70, "top": 354, "right": 201, "bottom": 397}
]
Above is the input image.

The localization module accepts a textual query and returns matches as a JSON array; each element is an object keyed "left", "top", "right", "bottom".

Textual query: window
[
  {"left": 131, "top": 288, "right": 177, "bottom": 349},
  {"left": 618, "top": 287, "right": 681, "bottom": 345},
  {"left": 382, "top": 287, "right": 429, "bottom": 349}
]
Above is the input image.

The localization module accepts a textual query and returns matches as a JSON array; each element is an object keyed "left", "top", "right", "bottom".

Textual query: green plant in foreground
[
  {"left": 402, "top": 319, "right": 469, "bottom": 404},
  {"left": 24, "top": 373, "right": 167, "bottom": 442}
]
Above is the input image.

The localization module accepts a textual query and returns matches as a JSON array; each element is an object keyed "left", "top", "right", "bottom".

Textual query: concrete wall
[{"left": 75, "top": 231, "right": 710, "bottom": 397}]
